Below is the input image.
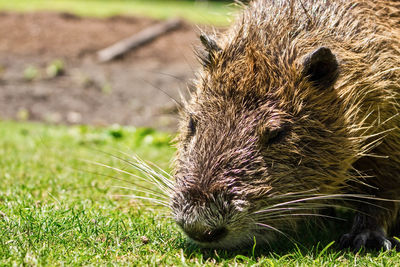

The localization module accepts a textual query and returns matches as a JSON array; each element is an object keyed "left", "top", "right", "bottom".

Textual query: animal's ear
[
  {"left": 198, "top": 34, "right": 221, "bottom": 68},
  {"left": 302, "top": 47, "right": 339, "bottom": 88}
]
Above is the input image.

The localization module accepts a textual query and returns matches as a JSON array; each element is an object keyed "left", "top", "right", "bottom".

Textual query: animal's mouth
[
  {"left": 184, "top": 223, "right": 282, "bottom": 249},
  {"left": 189, "top": 231, "right": 264, "bottom": 249},
  {"left": 186, "top": 227, "right": 229, "bottom": 243}
]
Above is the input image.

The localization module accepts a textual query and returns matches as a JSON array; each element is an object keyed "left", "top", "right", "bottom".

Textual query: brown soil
[{"left": 0, "top": 12, "right": 203, "bottom": 131}]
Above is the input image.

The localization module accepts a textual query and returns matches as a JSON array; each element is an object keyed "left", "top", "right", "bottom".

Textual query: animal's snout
[{"left": 184, "top": 226, "right": 228, "bottom": 243}]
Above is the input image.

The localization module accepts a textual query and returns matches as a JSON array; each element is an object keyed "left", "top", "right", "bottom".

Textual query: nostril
[{"left": 187, "top": 227, "right": 228, "bottom": 243}]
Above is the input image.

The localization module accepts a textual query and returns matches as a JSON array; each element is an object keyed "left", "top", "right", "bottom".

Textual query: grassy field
[
  {"left": 1, "top": 120, "right": 400, "bottom": 265},
  {"left": 0, "top": 0, "right": 237, "bottom": 25}
]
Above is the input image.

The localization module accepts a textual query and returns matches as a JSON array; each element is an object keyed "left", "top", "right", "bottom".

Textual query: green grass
[
  {"left": 0, "top": 0, "right": 238, "bottom": 25},
  {"left": 1, "top": 120, "right": 400, "bottom": 265}
]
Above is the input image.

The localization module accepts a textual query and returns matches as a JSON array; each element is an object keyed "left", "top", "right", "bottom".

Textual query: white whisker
[
  {"left": 112, "top": 194, "right": 170, "bottom": 207},
  {"left": 255, "top": 222, "right": 297, "bottom": 244},
  {"left": 111, "top": 186, "right": 168, "bottom": 201}
]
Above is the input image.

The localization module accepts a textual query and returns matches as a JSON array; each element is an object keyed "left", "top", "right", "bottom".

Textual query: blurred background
[{"left": 0, "top": 0, "right": 239, "bottom": 131}]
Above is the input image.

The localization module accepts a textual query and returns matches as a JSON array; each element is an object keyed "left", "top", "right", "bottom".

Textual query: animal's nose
[{"left": 184, "top": 227, "right": 228, "bottom": 243}]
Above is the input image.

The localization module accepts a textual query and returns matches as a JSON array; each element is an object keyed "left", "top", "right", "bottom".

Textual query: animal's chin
[{"left": 188, "top": 230, "right": 276, "bottom": 250}]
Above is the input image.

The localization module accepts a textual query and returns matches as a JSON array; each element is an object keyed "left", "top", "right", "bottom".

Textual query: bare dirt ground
[{"left": 0, "top": 12, "right": 204, "bottom": 131}]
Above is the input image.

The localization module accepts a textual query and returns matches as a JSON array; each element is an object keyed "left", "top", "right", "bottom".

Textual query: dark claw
[
  {"left": 339, "top": 233, "right": 352, "bottom": 249},
  {"left": 389, "top": 238, "right": 400, "bottom": 252},
  {"left": 353, "top": 232, "right": 369, "bottom": 251},
  {"left": 339, "top": 230, "right": 395, "bottom": 252},
  {"left": 375, "top": 234, "right": 392, "bottom": 251}
]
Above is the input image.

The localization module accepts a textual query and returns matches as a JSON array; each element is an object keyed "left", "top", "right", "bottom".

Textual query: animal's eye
[
  {"left": 188, "top": 116, "right": 197, "bottom": 136},
  {"left": 262, "top": 127, "right": 285, "bottom": 144}
]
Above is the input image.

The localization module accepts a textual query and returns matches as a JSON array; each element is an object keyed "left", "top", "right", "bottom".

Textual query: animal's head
[{"left": 171, "top": 33, "right": 354, "bottom": 249}]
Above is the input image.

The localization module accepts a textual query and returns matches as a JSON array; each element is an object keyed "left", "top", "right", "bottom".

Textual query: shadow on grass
[{"left": 180, "top": 209, "right": 362, "bottom": 262}]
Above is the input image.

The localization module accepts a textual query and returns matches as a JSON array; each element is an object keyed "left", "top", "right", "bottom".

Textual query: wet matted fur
[{"left": 172, "top": 0, "right": 400, "bottom": 250}]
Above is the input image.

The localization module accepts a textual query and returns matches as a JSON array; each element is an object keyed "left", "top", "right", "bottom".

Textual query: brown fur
[{"left": 171, "top": 0, "right": 400, "bottom": 250}]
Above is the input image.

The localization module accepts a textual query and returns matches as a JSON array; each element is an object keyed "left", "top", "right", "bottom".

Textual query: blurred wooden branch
[{"left": 97, "top": 18, "right": 182, "bottom": 62}]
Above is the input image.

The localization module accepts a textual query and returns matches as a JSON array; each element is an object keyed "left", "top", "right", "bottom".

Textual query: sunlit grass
[{"left": 1, "top": 120, "right": 400, "bottom": 265}]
